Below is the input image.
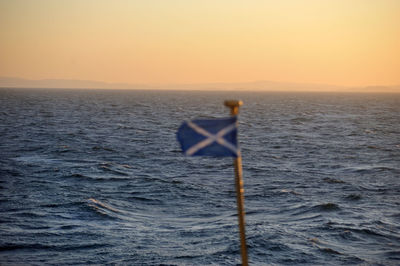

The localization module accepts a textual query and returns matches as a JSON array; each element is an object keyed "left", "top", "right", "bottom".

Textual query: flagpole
[{"left": 224, "top": 100, "right": 248, "bottom": 266}]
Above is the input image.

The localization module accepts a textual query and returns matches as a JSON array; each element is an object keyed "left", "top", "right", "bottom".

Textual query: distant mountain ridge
[
  {"left": 0, "top": 77, "right": 146, "bottom": 90},
  {"left": 0, "top": 76, "right": 399, "bottom": 93}
]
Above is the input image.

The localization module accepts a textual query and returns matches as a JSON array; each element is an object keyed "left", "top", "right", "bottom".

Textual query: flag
[{"left": 177, "top": 116, "right": 239, "bottom": 157}]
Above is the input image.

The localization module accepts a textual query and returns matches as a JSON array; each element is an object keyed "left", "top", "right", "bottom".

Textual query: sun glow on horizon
[{"left": 1, "top": 0, "right": 399, "bottom": 88}]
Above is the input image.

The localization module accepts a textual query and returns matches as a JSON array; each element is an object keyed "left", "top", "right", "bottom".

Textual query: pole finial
[{"left": 224, "top": 100, "right": 243, "bottom": 116}]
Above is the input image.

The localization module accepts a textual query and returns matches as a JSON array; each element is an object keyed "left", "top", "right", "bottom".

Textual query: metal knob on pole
[{"left": 224, "top": 100, "right": 248, "bottom": 266}]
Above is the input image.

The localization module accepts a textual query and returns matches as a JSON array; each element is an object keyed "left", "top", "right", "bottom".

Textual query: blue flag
[{"left": 177, "top": 116, "right": 239, "bottom": 157}]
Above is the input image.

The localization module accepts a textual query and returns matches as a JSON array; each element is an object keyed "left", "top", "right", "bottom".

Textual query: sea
[{"left": 0, "top": 88, "right": 399, "bottom": 265}]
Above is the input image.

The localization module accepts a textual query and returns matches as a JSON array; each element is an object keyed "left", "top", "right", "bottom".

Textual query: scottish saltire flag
[{"left": 177, "top": 116, "right": 239, "bottom": 157}]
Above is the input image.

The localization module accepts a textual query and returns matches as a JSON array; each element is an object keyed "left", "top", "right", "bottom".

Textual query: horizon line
[{"left": 0, "top": 76, "right": 399, "bottom": 93}]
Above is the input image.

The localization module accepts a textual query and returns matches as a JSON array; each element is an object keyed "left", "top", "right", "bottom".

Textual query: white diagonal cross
[{"left": 185, "top": 120, "right": 238, "bottom": 156}]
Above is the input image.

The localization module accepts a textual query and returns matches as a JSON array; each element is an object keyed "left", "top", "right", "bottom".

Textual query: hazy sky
[{"left": 1, "top": 0, "right": 399, "bottom": 86}]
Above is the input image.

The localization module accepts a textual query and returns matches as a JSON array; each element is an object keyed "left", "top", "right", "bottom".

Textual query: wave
[
  {"left": 86, "top": 198, "right": 156, "bottom": 224},
  {"left": 128, "top": 196, "right": 163, "bottom": 203},
  {"left": 346, "top": 165, "right": 399, "bottom": 174},
  {"left": 309, "top": 237, "right": 366, "bottom": 263},
  {"left": 323, "top": 177, "right": 345, "bottom": 184},
  {"left": 288, "top": 203, "right": 341, "bottom": 217},
  {"left": 99, "top": 165, "right": 129, "bottom": 176},
  {"left": 314, "top": 203, "right": 340, "bottom": 211},
  {"left": 345, "top": 194, "right": 362, "bottom": 200},
  {"left": 279, "top": 189, "right": 302, "bottom": 195},
  {"left": 87, "top": 198, "right": 123, "bottom": 214},
  {"left": 322, "top": 221, "right": 400, "bottom": 242},
  {"left": 0, "top": 243, "right": 110, "bottom": 252},
  {"left": 91, "top": 146, "right": 115, "bottom": 152},
  {"left": 65, "top": 173, "right": 132, "bottom": 181}
]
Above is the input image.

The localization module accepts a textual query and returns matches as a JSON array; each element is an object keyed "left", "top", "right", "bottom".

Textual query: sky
[{"left": 0, "top": 0, "right": 399, "bottom": 87}]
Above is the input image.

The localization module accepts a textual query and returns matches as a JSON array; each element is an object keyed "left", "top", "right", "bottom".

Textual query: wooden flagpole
[{"left": 224, "top": 100, "right": 248, "bottom": 266}]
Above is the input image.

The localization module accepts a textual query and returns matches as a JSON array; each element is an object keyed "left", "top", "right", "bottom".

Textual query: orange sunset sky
[{"left": 0, "top": 0, "right": 399, "bottom": 88}]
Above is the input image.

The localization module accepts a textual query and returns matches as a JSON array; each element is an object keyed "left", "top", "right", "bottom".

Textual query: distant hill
[
  {"left": 0, "top": 77, "right": 145, "bottom": 90},
  {"left": 0, "top": 77, "right": 399, "bottom": 93}
]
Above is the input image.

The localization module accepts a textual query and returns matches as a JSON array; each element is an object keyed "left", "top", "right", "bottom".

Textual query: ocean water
[{"left": 0, "top": 88, "right": 399, "bottom": 265}]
